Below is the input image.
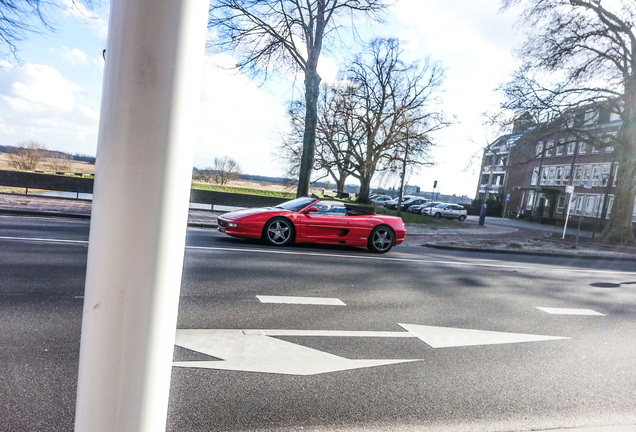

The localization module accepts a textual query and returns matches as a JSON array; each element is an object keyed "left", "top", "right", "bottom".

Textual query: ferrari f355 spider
[{"left": 217, "top": 197, "right": 406, "bottom": 253}]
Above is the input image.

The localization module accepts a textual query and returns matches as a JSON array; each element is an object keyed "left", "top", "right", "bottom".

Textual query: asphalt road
[{"left": 1, "top": 215, "right": 635, "bottom": 432}]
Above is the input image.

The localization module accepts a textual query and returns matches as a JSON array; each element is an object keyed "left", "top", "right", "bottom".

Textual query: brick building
[{"left": 476, "top": 108, "right": 635, "bottom": 229}]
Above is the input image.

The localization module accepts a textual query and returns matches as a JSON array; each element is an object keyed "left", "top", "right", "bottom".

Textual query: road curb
[{"left": 424, "top": 242, "right": 636, "bottom": 262}]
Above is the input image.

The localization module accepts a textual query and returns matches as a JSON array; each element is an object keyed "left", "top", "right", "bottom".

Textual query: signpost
[
  {"left": 562, "top": 185, "right": 575, "bottom": 239},
  {"left": 479, "top": 184, "right": 491, "bottom": 226}
]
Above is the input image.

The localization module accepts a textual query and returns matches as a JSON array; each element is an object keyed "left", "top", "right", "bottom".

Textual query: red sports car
[{"left": 217, "top": 197, "right": 406, "bottom": 253}]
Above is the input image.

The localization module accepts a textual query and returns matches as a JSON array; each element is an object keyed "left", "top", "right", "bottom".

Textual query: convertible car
[{"left": 217, "top": 197, "right": 406, "bottom": 253}]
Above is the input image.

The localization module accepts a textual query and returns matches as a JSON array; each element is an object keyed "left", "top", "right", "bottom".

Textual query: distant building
[{"left": 476, "top": 108, "right": 635, "bottom": 227}]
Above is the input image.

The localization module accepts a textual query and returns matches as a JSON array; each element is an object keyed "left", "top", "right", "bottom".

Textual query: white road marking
[
  {"left": 256, "top": 295, "right": 346, "bottom": 305},
  {"left": 0, "top": 236, "right": 88, "bottom": 245},
  {"left": 173, "top": 329, "right": 417, "bottom": 375},
  {"left": 398, "top": 323, "right": 569, "bottom": 348},
  {"left": 252, "top": 329, "right": 412, "bottom": 338},
  {"left": 536, "top": 307, "right": 606, "bottom": 316},
  {"left": 186, "top": 245, "right": 636, "bottom": 276},
  {"left": 173, "top": 324, "right": 571, "bottom": 375}
]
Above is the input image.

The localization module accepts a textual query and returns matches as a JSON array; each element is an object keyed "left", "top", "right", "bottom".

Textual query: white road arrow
[
  {"left": 398, "top": 323, "right": 569, "bottom": 348},
  {"left": 173, "top": 325, "right": 570, "bottom": 375},
  {"left": 173, "top": 329, "right": 418, "bottom": 376}
]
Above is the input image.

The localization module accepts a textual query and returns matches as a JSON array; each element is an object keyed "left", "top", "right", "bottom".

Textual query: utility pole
[
  {"left": 74, "top": 1, "right": 209, "bottom": 431},
  {"left": 397, "top": 128, "right": 409, "bottom": 217}
]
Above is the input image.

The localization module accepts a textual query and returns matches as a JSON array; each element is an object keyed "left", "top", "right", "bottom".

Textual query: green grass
[
  {"left": 374, "top": 206, "right": 473, "bottom": 228},
  {"left": 192, "top": 182, "right": 296, "bottom": 198}
]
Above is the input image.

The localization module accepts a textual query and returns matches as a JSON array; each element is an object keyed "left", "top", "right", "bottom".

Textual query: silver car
[{"left": 427, "top": 203, "right": 468, "bottom": 221}]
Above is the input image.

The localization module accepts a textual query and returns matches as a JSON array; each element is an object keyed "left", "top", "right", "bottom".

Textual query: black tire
[
  {"left": 434, "top": 212, "right": 442, "bottom": 218},
  {"left": 263, "top": 217, "right": 294, "bottom": 246},
  {"left": 368, "top": 225, "right": 394, "bottom": 253},
  {"left": 458, "top": 215, "right": 466, "bottom": 221}
]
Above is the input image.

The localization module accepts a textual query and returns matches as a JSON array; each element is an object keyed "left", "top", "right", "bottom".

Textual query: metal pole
[{"left": 74, "top": 1, "right": 209, "bottom": 431}]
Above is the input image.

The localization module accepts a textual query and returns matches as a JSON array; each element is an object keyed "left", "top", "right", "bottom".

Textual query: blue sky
[{"left": 0, "top": 0, "right": 523, "bottom": 197}]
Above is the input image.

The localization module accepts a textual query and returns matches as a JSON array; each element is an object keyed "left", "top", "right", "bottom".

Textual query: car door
[{"left": 296, "top": 201, "right": 350, "bottom": 242}]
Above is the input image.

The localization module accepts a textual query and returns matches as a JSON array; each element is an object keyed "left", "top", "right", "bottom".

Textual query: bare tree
[
  {"left": 342, "top": 38, "right": 448, "bottom": 202},
  {"left": 210, "top": 156, "right": 241, "bottom": 185},
  {"left": 501, "top": 0, "right": 636, "bottom": 244},
  {"left": 9, "top": 140, "right": 47, "bottom": 171},
  {"left": 49, "top": 152, "right": 73, "bottom": 172},
  {"left": 0, "top": 1, "right": 93, "bottom": 59},
  {"left": 209, "top": 0, "right": 388, "bottom": 198},
  {"left": 281, "top": 85, "right": 356, "bottom": 195}
]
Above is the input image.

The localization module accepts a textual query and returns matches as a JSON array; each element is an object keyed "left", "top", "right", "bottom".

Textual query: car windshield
[{"left": 273, "top": 197, "right": 317, "bottom": 211}]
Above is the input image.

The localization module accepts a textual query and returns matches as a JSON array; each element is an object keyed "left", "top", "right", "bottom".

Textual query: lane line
[
  {"left": 1, "top": 234, "right": 632, "bottom": 277},
  {"left": 536, "top": 307, "right": 606, "bottom": 316},
  {"left": 186, "top": 245, "right": 636, "bottom": 276},
  {"left": 256, "top": 295, "right": 346, "bottom": 305},
  {"left": 0, "top": 235, "right": 88, "bottom": 245}
]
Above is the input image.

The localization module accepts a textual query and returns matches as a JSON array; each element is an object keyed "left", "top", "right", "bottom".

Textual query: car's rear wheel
[
  {"left": 458, "top": 215, "right": 466, "bottom": 221},
  {"left": 263, "top": 217, "right": 294, "bottom": 246},
  {"left": 368, "top": 225, "right": 394, "bottom": 253}
]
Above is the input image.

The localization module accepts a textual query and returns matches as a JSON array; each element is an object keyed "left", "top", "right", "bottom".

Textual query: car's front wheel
[
  {"left": 433, "top": 212, "right": 442, "bottom": 218},
  {"left": 263, "top": 217, "right": 294, "bottom": 246},
  {"left": 368, "top": 225, "right": 394, "bottom": 253}
]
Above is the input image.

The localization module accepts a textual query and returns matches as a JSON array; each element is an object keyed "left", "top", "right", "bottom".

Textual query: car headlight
[{"left": 228, "top": 222, "right": 238, "bottom": 227}]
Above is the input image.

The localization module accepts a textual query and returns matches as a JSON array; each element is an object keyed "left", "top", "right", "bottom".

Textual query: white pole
[{"left": 75, "top": 1, "right": 209, "bottom": 431}]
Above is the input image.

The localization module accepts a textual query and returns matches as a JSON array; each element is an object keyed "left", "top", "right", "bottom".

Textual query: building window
[
  {"left": 606, "top": 195, "right": 614, "bottom": 219},
  {"left": 545, "top": 141, "right": 554, "bottom": 157},
  {"left": 531, "top": 167, "right": 539, "bottom": 186},
  {"left": 574, "top": 165, "right": 583, "bottom": 186},
  {"left": 556, "top": 166, "right": 564, "bottom": 184},
  {"left": 591, "top": 144, "right": 600, "bottom": 154},
  {"left": 556, "top": 194, "right": 566, "bottom": 214},
  {"left": 567, "top": 141, "right": 576, "bottom": 155},
  {"left": 541, "top": 167, "right": 548, "bottom": 185},
  {"left": 591, "top": 165, "right": 601, "bottom": 186},
  {"left": 526, "top": 191, "right": 535, "bottom": 211},
  {"left": 583, "top": 165, "right": 592, "bottom": 185},
  {"left": 602, "top": 164, "right": 611, "bottom": 186},
  {"left": 547, "top": 166, "right": 556, "bottom": 185},
  {"left": 556, "top": 140, "right": 564, "bottom": 156},
  {"left": 578, "top": 142, "right": 587, "bottom": 155},
  {"left": 564, "top": 166, "right": 571, "bottom": 183},
  {"left": 536, "top": 142, "right": 544, "bottom": 157}
]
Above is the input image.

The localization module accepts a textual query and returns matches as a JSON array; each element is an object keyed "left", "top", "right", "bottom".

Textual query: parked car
[
  {"left": 400, "top": 198, "right": 428, "bottom": 212},
  {"left": 370, "top": 194, "right": 393, "bottom": 205},
  {"left": 427, "top": 203, "right": 468, "bottom": 221},
  {"left": 409, "top": 201, "right": 443, "bottom": 214},
  {"left": 383, "top": 195, "right": 420, "bottom": 210}
]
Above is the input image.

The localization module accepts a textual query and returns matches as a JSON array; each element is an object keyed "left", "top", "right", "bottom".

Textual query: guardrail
[{"left": 0, "top": 169, "right": 288, "bottom": 209}]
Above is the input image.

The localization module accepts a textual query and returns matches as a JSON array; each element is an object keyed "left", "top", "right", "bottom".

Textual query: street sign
[
  {"left": 506, "top": 193, "right": 510, "bottom": 202},
  {"left": 566, "top": 185, "right": 574, "bottom": 194}
]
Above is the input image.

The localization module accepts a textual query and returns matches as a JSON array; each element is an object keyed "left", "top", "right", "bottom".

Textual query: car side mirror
[{"left": 306, "top": 207, "right": 319, "bottom": 213}]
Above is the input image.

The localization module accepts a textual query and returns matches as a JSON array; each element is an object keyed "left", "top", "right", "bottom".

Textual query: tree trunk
[
  {"left": 335, "top": 176, "right": 346, "bottom": 195},
  {"left": 297, "top": 69, "right": 321, "bottom": 197},
  {"left": 602, "top": 81, "right": 636, "bottom": 244},
  {"left": 358, "top": 176, "right": 372, "bottom": 203}
]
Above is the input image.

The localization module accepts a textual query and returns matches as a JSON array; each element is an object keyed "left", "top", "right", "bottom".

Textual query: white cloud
[
  {"left": 60, "top": 47, "right": 90, "bottom": 66},
  {"left": 0, "top": 62, "right": 98, "bottom": 154},
  {"left": 2, "top": 63, "right": 79, "bottom": 112},
  {"left": 194, "top": 54, "right": 289, "bottom": 177}
]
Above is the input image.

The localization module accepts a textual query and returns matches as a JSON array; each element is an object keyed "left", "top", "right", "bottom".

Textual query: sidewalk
[{"left": 1, "top": 193, "right": 634, "bottom": 259}]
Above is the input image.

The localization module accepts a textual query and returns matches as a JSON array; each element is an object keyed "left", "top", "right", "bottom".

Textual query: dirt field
[{"left": 0, "top": 152, "right": 311, "bottom": 194}]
